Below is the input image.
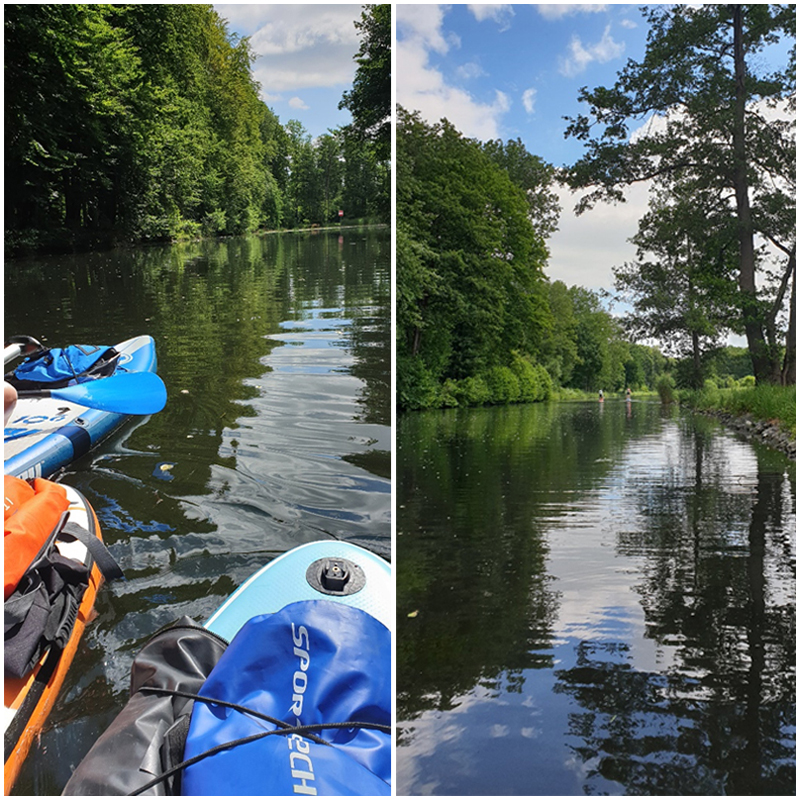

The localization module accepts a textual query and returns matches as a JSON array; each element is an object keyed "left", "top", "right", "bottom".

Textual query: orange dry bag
[{"left": 4, "top": 476, "right": 69, "bottom": 599}]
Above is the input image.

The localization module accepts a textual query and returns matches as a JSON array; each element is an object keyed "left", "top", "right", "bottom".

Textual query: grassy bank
[{"left": 679, "top": 384, "right": 796, "bottom": 438}]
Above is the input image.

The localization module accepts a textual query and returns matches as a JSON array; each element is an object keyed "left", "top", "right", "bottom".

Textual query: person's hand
[{"left": 4, "top": 381, "right": 18, "bottom": 426}]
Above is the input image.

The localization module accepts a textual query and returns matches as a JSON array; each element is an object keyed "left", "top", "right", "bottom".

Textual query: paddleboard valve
[
  {"left": 323, "top": 559, "right": 348, "bottom": 590},
  {"left": 306, "top": 556, "right": 366, "bottom": 596}
]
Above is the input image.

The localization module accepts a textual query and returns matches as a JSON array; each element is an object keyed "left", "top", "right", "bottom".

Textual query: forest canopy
[
  {"left": 5, "top": 3, "right": 390, "bottom": 254},
  {"left": 395, "top": 108, "right": 669, "bottom": 411},
  {"left": 565, "top": 4, "right": 795, "bottom": 386}
]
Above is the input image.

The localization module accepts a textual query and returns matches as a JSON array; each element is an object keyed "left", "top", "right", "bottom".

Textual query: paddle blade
[{"left": 50, "top": 372, "right": 167, "bottom": 415}]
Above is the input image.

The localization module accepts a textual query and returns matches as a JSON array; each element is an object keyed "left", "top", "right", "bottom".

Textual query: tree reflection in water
[
  {"left": 555, "top": 428, "right": 795, "bottom": 795},
  {"left": 398, "top": 404, "right": 794, "bottom": 795}
]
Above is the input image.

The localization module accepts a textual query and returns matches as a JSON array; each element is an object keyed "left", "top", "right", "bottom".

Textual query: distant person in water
[
  {"left": 598, "top": 389, "right": 604, "bottom": 401},
  {"left": 626, "top": 387, "right": 632, "bottom": 400},
  {"left": 4, "top": 381, "right": 18, "bottom": 425}
]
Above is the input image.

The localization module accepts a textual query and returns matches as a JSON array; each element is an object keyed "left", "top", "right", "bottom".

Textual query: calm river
[
  {"left": 397, "top": 400, "right": 795, "bottom": 795},
  {"left": 5, "top": 227, "right": 390, "bottom": 794}
]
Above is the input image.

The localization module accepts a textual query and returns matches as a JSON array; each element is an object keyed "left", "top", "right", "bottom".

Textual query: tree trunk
[
  {"left": 63, "top": 171, "right": 82, "bottom": 228},
  {"left": 732, "top": 5, "right": 776, "bottom": 384},
  {"left": 692, "top": 330, "right": 703, "bottom": 389},
  {"left": 412, "top": 325, "right": 422, "bottom": 357},
  {"left": 782, "top": 259, "right": 796, "bottom": 385}
]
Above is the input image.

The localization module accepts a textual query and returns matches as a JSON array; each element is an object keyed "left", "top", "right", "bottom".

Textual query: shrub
[
  {"left": 656, "top": 373, "right": 676, "bottom": 404},
  {"left": 534, "top": 363, "right": 553, "bottom": 401},
  {"left": 510, "top": 352, "right": 538, "bottom": 402},
  {"left": 202, "top": 210, "right": 227, "bottom": 236},
  {"left": 454, "top": 376, "right": 491, "bottom": 406},
  {"left": 439, "top": 379, "right": 459, "bottom": 407},
  {"left": 397, "top": 355, "right": 440, "bottom": 410},
  {"left": 484, "top": 366, "right": 521, "bottom": 404}
]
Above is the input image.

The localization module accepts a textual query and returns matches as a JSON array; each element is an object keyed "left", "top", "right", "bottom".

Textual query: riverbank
[
  {"left": 680, "top": 384, "right": 796, "bottom": 460},
  {"left": 5, "top": 220, "right": 388, "bottom": 259}
]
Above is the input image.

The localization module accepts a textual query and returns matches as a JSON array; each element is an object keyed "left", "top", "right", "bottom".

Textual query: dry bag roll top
[{"left": 6, "top": 344, "right": 119, "bottom": 390}]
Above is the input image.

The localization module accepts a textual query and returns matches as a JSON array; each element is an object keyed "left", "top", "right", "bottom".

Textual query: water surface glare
[{"left": 397, "top": 401, "right": 795, "bottom": 795}]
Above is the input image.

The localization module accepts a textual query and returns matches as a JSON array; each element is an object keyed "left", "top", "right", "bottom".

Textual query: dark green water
[
  {"left": 5, "top": 228, "right": 390, "bottom": 795},
  {"left": 397, "top": 401, "right": 795, "bottom": 795}
]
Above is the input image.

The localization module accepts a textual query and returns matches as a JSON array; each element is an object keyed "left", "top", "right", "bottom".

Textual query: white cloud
[
  {"left": 288, "top": 96, "right": 309, "bottom": 110},
  {"left": 456, "top": 61, "right": 486, "bottom": 81},
  {"left": 468, "top": 4, "right": 515, "bottom": 29},
  {"left": 547, "top": 181, "right": 647, "bottom": 291},
  {"left": 523, "top": 87, "right": 537, "bottom": 115},
  {"left": 217, "top": 5, "right": 362, "bottom": 93},
  {"left": 559, "top": 24, "right": 625, "bottom": 78},
  {"left": 537, "top": 4, "right": 608, "bottom": 21},
  {"left": 397, "top": 5, "right": 511, "bottom": 140},
  {"left": 397, "top": 4, "right": 451, "bottom": 55}
]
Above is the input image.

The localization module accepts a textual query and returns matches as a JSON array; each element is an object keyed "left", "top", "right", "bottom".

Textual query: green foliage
[
  {"left": 656, "top": 373, "right": 677, "bottom": 405},
  {"left": 339, "top": 5, "right": 390, "bottom": 162},
  {"left": 484, "top": 366, "right": 521, "bottom": 404},
  {"left": 565, "top": 4, "right": 796, "bottom": 385},
  {"left": 510, "top": 352, "right": 553, "bottom": 402},
  {"left": 535, "top": 362, "right": 554, "bottom": 401},
  {"left": 481, "top": 139, "right": 560, "bottom": 239},
  {"left": 624, "top": 343, "right": 666, "bottom": 391},
  {"left": 613, "top": 181, "right": 740, "bottom": 385},
  {"left": 5, "top": 4, "right": 389, "bottom": 252},
  {"left": 566, "top": 286, "right": 627, "bottom": 392},
  {"left": 681, "top": 384, "right": 795, "bottom": 436},
  {"left": 337, "top": 5, "right": 390, "bottom": 221},
  {"left": 396, "top": 108, "right": 555, "bottom": 410},
  {"left": 671, "top": 345, "right": 757, "bottom": 390},
  {"left": 397, "top": 354, "right": 440, "bottom": 411},
  {"left": 395, "top": 106, "right": 649, "bottom": 410},
  {"left": 452, "top": 376, "right": 491, "bottom": 407}
]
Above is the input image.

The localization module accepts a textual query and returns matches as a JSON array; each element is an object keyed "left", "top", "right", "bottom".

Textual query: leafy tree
[
  {"left": 5, "top": 4, "right": 141, "bottom": 237},
  {"left": 624, "top": 343, "right": 667, "bottom": 391},
  {"left": 339, "top": 4, "right": 390, "bottom": 162},
  {"left": 340, "top": 127, "right": 387, "bottom": 222},
  {"left": 564, "top": 4, "right": 796, "bottom": 385},
  {"left": 316, "top": 133, "right": 345, "bottom": 223},
  {"left": 567, "top": 286, "right": 626, "bottom": 393},
  {"left": 614, "top": 181, "right": 740, "bottom": 388},
  {"left": 396, "top": 108, "right": 552, "bottom": 409},
  {"left": 338, "top": 4, "right": 390, "bottom": 222},
  {"left": 5, "top": 4, "right": 386, "bottom": 250},
  {"left": 283, "top": 120, "right": 317, "bottom": 227},
  {"left": 482, "top": 138, "right": 560, "bottom": 239},
  {"left": 539, "top": 280, "right": 579, "bottom": 387}
]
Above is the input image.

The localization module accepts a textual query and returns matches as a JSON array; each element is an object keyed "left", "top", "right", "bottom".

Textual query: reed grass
[{"left": 680, "top": 383, "right": 796, "bottom": 437}]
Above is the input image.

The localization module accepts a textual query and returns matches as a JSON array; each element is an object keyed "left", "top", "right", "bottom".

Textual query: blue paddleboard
[
  {"left": 4, "top": 335, "right": 160, "bottom": 479},
  {"left": 205, "top": 539, "right": 393, "bottom": 640}
]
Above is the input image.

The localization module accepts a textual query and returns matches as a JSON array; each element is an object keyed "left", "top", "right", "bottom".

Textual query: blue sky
[
  {"left": 397, "top": 4, "right": 651, "bottom": 167},
  {"left": 213, "top": 4, "right": 364, "bottom": 139},
  {"left": 397, "top": 4, "right": 654, "bottom": 294},
  {"left": 396, "top": 3, "right": 793, "bottom": 308}
]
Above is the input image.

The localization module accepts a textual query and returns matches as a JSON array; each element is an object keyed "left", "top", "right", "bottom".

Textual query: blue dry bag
[
  {"left": 181, "top": 599, "right": 391, "bottom": 796},
  {"left": 12, "top": 345, "right": 117, "bottom": 386}
]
